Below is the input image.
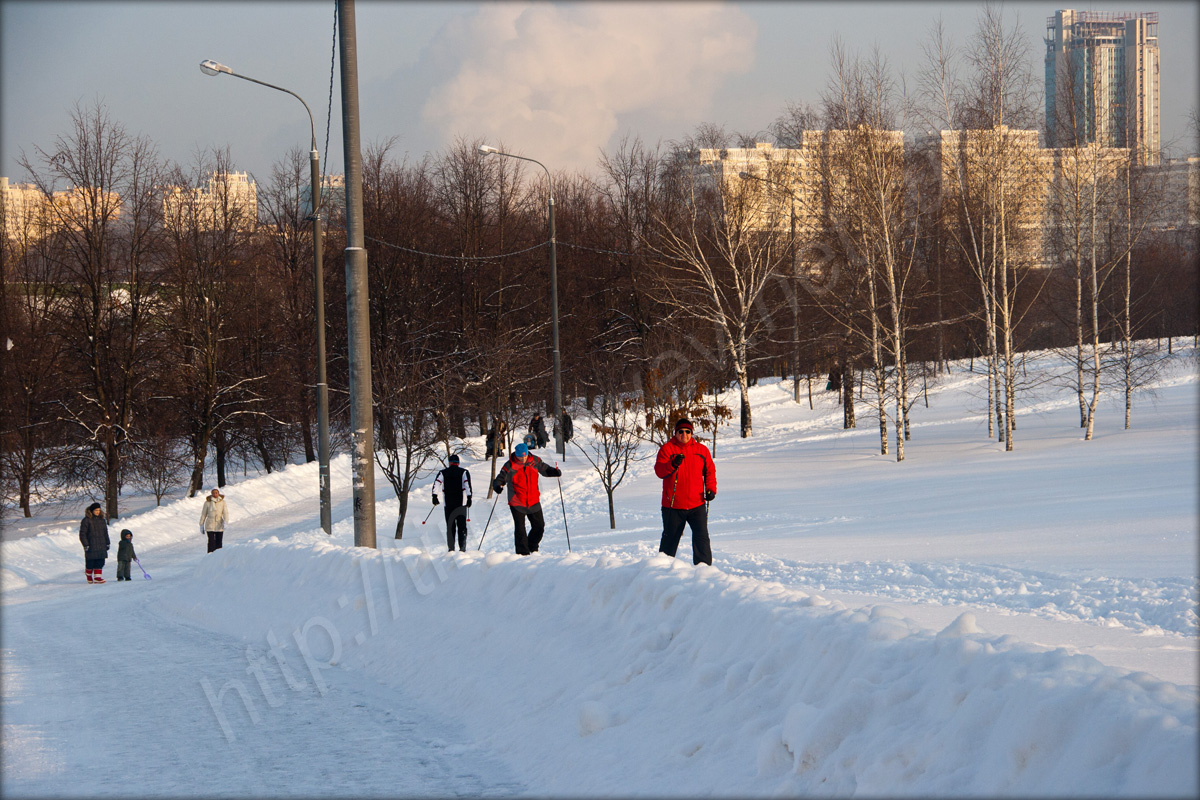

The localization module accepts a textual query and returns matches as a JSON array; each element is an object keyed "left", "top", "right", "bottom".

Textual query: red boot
[
  {"left": 92, "top": 569, "right": 106, "bottom": 584},
  {"left": 86, "top": 569, "right": 94, "bottom": 584}
]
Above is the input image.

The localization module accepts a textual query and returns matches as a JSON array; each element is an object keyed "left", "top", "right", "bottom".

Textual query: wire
[
  {"left": 559, "top": 241, "right": 639, "bottom": 258},
  {"left": 364, "top": 235, "right": 550, "bottom": 262},
  {"left": 322, "top": 1, "right": 337, "bottom": 189}
]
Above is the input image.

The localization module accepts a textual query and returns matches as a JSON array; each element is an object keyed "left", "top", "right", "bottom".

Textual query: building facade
[
  {"left": 162, "top": 171, "right": 258, "bottom": 233},
  {"left": 1045, "top": 9, "right": 1160, "bottom": 164},
  {"left": 1, "top": 177, "right": 123, "bottom": 243}
]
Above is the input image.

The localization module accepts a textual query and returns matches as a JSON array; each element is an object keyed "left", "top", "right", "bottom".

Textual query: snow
[{"left": 2, "top": 344, "right": 1198, "bottom": 797}]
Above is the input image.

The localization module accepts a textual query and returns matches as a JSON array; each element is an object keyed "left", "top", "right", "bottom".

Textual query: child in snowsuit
[{"left": 116, "top": 529, "right": 137, "bottom": 581}]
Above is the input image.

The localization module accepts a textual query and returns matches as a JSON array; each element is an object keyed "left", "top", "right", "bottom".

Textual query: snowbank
[{"left": 157, "top": 539, "right": 1197, "bottom": 797}]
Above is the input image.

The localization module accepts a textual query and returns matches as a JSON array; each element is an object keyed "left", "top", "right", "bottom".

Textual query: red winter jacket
[
  {"left": 494, "top": 453, "right": 560, "bottom": 508},
  {"left": 654, "top": 436, "right": 717, "bottom": 510}
]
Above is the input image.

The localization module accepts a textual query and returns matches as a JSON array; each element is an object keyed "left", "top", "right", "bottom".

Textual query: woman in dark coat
[{"left": 79, "top": 502, "right": 111, "bottom": 584}]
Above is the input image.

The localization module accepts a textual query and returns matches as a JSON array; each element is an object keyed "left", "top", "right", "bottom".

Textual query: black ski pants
[
  {"left": 510, "top": 506, "right": 545, "bottom": 555},
  {"left": 444, "top": 505, "right": 468, "bottom": 551},
  {"left": 206, "top": 530, "right": 224, "bottom": 553},
  {"left": 117, "top": 560, "right": 132, "bottom": 580},
  {"left": 659, "top": 505, "right": 712, "bottom": 565}
]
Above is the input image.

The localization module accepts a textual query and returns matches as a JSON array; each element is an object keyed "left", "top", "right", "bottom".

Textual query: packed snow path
[{"left": 2, "top": 545, "right": 524, "bottom": 797}]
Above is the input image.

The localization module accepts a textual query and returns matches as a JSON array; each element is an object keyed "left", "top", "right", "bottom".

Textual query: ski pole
[
  {"left": 133, "top": 558, "right": 151, "bottom": 580},
  {"left": 556, "top": 462, "right": 571, "bottom": 552},
  {"left": 669, "top": 454, "right": 683, "bottom": 507},
  {"left": 420, "top": 504, "right": 437, "bottom": 525},
  {"left": 476, "top": 491, "right": 501, "bottom": 550}
]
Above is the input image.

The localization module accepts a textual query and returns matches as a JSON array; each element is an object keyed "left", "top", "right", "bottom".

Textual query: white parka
[{"left": 200, "top": 494, "right": 229, "bottom": 532}]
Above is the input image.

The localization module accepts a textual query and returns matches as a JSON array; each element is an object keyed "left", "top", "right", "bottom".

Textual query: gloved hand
[
  {"left": 466, "top": 497, "right": 472, "bottom": 508},
  {"left": 432, "top": 495, "right": 440, "bottom": 506},
  {"left": 548, "top": 468, "right": 562, "bottom": 478},
  {"left": 670, "top": 454, "right": 684, "bottom": 468},
  {"left": 704, "top": 490, "right": 716, "bottom": 502},
  {"left": 492, "top": 480, "right": 503, "bottom": 494}
]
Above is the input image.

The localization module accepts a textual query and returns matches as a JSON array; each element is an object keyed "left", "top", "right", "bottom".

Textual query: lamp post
[
  {"left": 479, "top": 145, "right": 564, "bottom": 459},
  {"left": 201, "top": 59, "right": 332, "bottom": 534}
]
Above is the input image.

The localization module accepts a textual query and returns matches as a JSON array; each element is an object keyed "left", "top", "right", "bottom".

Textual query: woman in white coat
[{"left": 199, "top": 488, "right": 229, "bottom": 553}]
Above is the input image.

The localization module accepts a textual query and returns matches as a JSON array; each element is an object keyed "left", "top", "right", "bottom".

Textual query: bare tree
[
  {"left": 1, "top": 179, "right": 68, "bottom": 516},
  {"left": 823, "top": 41, "right": 920, "bottom": 459},
  {"left": 921, "top": 7, "right": 1046, "bottom": 450},
  {"left": 572, "top": 361, "right": 649, "bottom": 529},
  {"left": 18, "top": 102, "right": 166, "bottom": 516},
  {"left": 647, "top": 130, "right": 792, "bottom": 437},
  {"left": 161, "top": 149, "right": 266, "bottom": 494}
]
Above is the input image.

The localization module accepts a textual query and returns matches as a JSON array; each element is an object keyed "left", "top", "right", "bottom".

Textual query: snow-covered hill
[{"left": 3, "top": 345, "right": 1197, "bottom": 797}]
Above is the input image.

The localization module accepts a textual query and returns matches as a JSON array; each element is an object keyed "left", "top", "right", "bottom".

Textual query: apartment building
[
  {"left": 162, "top": 171, "right": 258, "bottom": 233},
  {"left": 1, "top": 177, "right": 123, "bottom": 243},
  {"left": 700, "top": 131, "right": 904, "bottom": 237},
  {"left": 1045, "top": 9, "right": 1160, "bottom": 164}
]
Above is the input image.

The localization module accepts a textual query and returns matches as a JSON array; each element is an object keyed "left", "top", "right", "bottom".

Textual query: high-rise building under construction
[{"left": 1044, "top": 9, "right": 1159, "bottom": 164}]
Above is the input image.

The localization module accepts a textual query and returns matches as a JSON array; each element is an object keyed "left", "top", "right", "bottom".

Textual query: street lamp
[
  {"left": 479, "top": 144, "right": 564, "bottom": 459},
  {"left": 201, "top": 59, "right": 332, "bottom": 534}
]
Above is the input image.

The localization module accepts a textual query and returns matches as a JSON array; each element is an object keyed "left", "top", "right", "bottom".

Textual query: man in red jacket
[
  {"left": 492, "top": 442, "right": 563, "bottom": 555},
  {"left": 654, "top": 417, "right": 717, "bottom": 565}
]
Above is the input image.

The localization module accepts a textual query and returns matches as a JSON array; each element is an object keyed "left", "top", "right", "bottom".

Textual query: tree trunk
[
  {"left": 607, "top": 489, "right": 616, "bottom": 529},
  {"left": 214, "top": 429, "right": 228, "bottom": 487},
  {"left": 738, "top": 373, "right": 752, "bottom": 438},
  {"left": 104, "top": 436, "right": 120, "bottom": 520},
  {"left": 395, "top": 490, "right": 408, "bottom": 539},
  {"left": 842, "top": 360, "right": 856, "bottom": 429}
]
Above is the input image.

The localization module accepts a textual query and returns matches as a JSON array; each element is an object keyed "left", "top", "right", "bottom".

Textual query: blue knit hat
[
  {"left": 448, "top": 454, "right": 460, "bottom": 464},
  {"left": 514, "top": 443, "right": 529, "bottom": 457}
]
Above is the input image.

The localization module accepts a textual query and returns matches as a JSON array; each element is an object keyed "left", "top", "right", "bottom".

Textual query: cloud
[{"left": 419, "top": 2, "right": 756, "bottom": 174}]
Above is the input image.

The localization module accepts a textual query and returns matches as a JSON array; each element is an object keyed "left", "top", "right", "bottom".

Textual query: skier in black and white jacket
[{"left": 432, "top": 454, "right": 473, "bottom": 551}]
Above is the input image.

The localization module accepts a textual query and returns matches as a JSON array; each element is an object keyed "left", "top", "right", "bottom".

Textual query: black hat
[
  {"left": 121, "top": 529, "right": 132, "bottom": 539},
  {"left": 86, "top": 502, "right": 102, "bottom": 513},
  {"left": 448, "top": 454, "right": 460, "bottom": 464},
  {"left": 674, "top": 418, "right": 694, "bottom": 433}
]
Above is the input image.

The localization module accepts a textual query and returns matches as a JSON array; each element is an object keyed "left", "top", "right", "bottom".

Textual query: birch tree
[
  {"left": 920, "top": 7, "right": 1045, "bottom": 450},
  {"left": 647, "top": 131, "right": 792, "bottom": 438}
]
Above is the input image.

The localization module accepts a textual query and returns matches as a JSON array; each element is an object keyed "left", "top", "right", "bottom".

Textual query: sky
[{"left": 2, "top": 1, "right": 1198, "bottom": 185}]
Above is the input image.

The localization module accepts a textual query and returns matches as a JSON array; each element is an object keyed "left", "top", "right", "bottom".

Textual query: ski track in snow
[
  {"left": 586, "top": 541, "right": 1199, "bottom": 637},
  {"left": 1, "top": 557, "right": 524, "bottom": 798}
]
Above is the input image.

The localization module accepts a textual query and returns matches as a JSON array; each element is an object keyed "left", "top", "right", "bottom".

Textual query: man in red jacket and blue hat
[
  {"left": 653, "top": 417, "right": 717, "bottom": 565},
  {"left": 492, "top": 442, "right": 562, "bottom": 555}
]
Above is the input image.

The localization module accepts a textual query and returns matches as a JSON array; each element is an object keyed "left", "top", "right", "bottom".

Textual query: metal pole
[
  {"left": 310, "top": 148, "right": 332, "bottom": 535},
  {"left": 198, "top": 60, "right": 332, "bottom": 535},
  {"left": 338, "top": 0, "right": 376, "bottom": 548},
  {"left": 479, "top": 147, "right": 563, "bottom": 460},
  {"left": 549, "top": 190, "right": 564, "bottom": 461}
]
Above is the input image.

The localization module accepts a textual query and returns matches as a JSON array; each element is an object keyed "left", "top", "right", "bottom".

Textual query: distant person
[
  {"left": 79, "top": 502, "right": 110, "bottom": 584},
  {"left": 433, "top": 454, "right": 473, "bottom": 552},
  {"left": 653, "top": 418, "right": 717, "bottom": 565},
  {"left": 199, "top": 488, "right": 229, "bottom": 553},
  {"left": 485, "top": 421, "right": 507, "bottom": 458},
  {"left": 491, "top": 442, "right": 562, "bottom": 555},
  {"left": 116, "top": 529, "right": 137, "bottom": 582},
  {"left": 530, "top": 413, "right": 549, "bottom": 449},
  {"left": 552, "top": 412, "right": 573, "bottom": 452}
]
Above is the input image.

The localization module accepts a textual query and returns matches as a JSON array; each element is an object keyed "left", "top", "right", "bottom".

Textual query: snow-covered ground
[{"left": 2, "top": 344, "right": 1197, "bottom": 797}]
